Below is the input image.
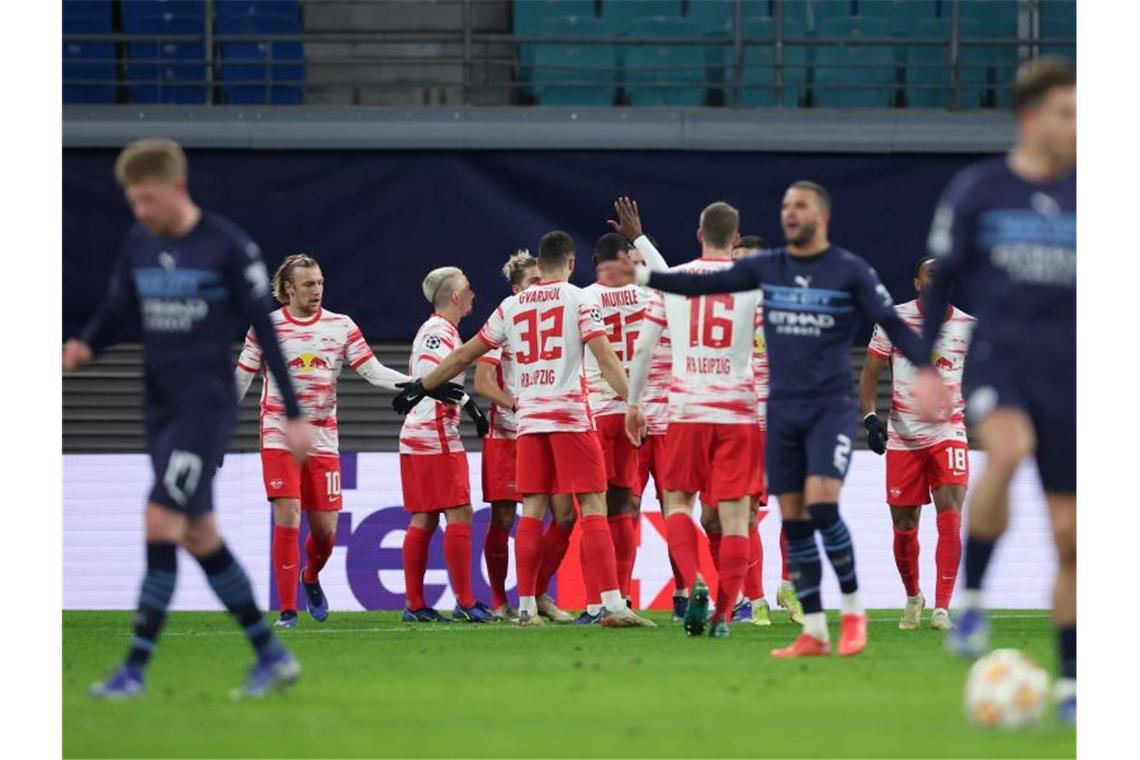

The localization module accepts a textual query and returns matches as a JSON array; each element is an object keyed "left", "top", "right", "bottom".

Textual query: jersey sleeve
[
  {"left": 923, "top": 169, "right": 980, "bottom": 355},
  {"left": 236, "top": 327, "right": 262, "bottom": 374},
  {"left": 343, "top": 317, "right": 376, "bottom": 370},
  {"left": 852, "top": 263, "right": 927, "bottom": 367},
  {"left": 412, "top": 327, "right": 455, "bottom": 377},
  {"left": 645, "top": 255, "right": 763, "bottom": 295},
  {"left": 577, "top": 292, "right": 606, "bottom": 342},
  {"left": 479, "top": 346, "right": 503, "bottom": 366},
  {"left": 866, "top": 323, "right": 893, "bottom": 360},
  {"left": 633, "top": 235, "right": 668, "bottom": 272},
  {"left": 478, "top": 303, "right": 508, "bottom": 349},
  {"left": 79, "top": 236, "right": 139, "bottom": 353},
  {"left": 644, "top": 290, "right": 667, "bottom": 327}
]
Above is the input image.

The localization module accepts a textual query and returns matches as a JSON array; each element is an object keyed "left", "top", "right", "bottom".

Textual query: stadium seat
[
  {"left": 958, "top": 0, "right": 1018, "bottom": 38},
  {"left": 685, "top": 0, "right": 776, "bottom": 32},
  {"left": 600, "top": 1, "right": 682, "bottom": 32},
  {"left": 813, "top": 15, "right": 896, "bottom": 107},
  {"left": 216, "top": 1, "right": 300, "bottom": 23},
  {"left": 513, "top": 0, "right": 596, "bottom": 35},
  {"left": 905, "top": 17, "right": 990, "bottom": 108},
  {"left": 121, "top": 0, "right": 205, "bottom": 28},
  {"left": 622, "top": 16, "right": 708, "bottom": 106},
  {"left": 802, "top": 0, "right": 856, "bottom": 31},
  {"left": 1039, "top": 0, "right": 1076, "bottom": 64},
  {"left": 857, "top": 0, "right": 938, "bottom": 35},
  {"left": 125, "top": 11, "right": 208, "bottom": 104},
  {"left": 532, "top": 16, "right": 617, "bottom": 105},
  {"left": 738, "top": 16, "right": 807, "bottom": 107},
  {"left": 218, "top": 10, "right": 305, "bottom": 104},
  {"left": 62, "top": 1, "right": 115, "bottom": 104}
]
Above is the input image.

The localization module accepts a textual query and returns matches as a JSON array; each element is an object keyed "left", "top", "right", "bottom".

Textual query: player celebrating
[
  {"left": 397, "top": 267, "right": 497, "bottom": 623},
  {"left": 859, "top": 257, "right": 974, "bottom": 631},
  {"left": 235, "top": 254, "right": 463, "bottom": 628},
  {"left": 397, "top": 231, "right": 655, "bottom": 628},
  {"left": 68, "top": 139, "right": 311, "bottom": 699},
  {"left": 607, "top": 183, "right": 930, "bottom": 657},
  {"left": 915, "top": 59, "right": 1076, "bottom": 722},
  {"left": 625, "top": 202, "right": 765, "bottom": 639},
  {"left": 474, "top": 251, "right": 576, "bottom": 622}
]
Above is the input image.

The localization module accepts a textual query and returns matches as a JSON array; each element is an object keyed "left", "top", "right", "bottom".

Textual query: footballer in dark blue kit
[
  {"left": 916, "top": 59, "right": 1077, "bottom": 723},
  {"left": 63, "top": 139, "right": 315, "bottom": 700},
  {"left": 606, "top": 181, "right": 935, "bottom": 658}
]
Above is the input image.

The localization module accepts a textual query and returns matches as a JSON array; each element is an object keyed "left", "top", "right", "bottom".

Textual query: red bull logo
[
  {"left": 289, "top": 352, "right": 330, "bottom": 373},
  {"left": 933, "top": 353, "right": 955, "bottom": 371}
]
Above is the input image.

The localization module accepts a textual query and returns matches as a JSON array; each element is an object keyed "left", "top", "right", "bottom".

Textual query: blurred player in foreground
[
  {"left": 235, "top": 254, "right": 463, "bottom": 628},
  {"left": 397, "top": 267, "right": 496, "bottom": 623},
  {"left": 607, "top": 184, "right": 933, "bottom": 657},
  {"left": 398, "top": 231, "right": 655, "bottom": 628},
  {"left": 65, "top": 139, "right": 311, "bottom": 698},
  {"left": 859, "top": 257, "right": 974, "bottom": 631},
  {"left": 915, "top": 59, "right": 1076, "bottom": 722},
  {"left": 474, "top": 251, "right": 576, "bottom": 622}
]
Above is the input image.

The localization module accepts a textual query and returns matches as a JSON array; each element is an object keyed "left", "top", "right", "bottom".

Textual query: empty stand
[
  {"left": 218, "top": 7, "right": 305, "bottom": 104},
  {"left": 63, "top": 0, "right": 116, "bottom": 104}
]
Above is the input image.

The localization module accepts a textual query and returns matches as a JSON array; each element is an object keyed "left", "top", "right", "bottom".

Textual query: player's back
[
  {"left": 656, "top": 258, "right": 761, "bottom": 425},
  {"left": 582, "top": 281, "right": 648, "bottom": 417},
  {"left": 477, "top": 279, "right": 605, "bottom": 434}
]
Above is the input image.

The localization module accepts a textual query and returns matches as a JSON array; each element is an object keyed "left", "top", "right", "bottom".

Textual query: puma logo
[{"left": 794, "top": 275, "right": 812, "bottom": 288}]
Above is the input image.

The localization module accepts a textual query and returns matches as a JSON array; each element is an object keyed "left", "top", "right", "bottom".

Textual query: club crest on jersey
[
  {"left": 288, "top": 352, "right": 329, "bottom": 373},
  {"left": 424, "top": 335, "right": 442, "bottom": 351},
  {"left": 270, "top": 478, "right": 285, "bottom": 490}
]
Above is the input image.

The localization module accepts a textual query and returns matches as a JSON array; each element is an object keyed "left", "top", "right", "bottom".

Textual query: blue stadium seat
[
  {"left": 857, "top": 0, "right": 938, "bottom": 35},
  {"left": 905, "top": 17, "right": 990, "bottom": 108},
  {"left": 63, "top": 1, "right": 115, "bottom": 104},
  {"left": 516, "top": 2, "right": 597, "bottom": 94},
  {"left": 218, "top": 10, "right": 305, "bottom": 104},
  {"left": 622, "top": 16, "right": 708, "bottom": 105},
  {"left": 1039, "top": 0, "right": 1076, "bottom": 64},
  {"left": 125, "top": 11, "right": 208, "bottom": 104},
  {"left": 685, "top": 1, "right": 775, "bottom": 32},
  {"left": 121, "top": 0, "right": 205, "bottom": 28},
  {"left": 600, "top": 1, "right": 682, "bottom": 32},
  {"left": 802, "top": 0, "right": 857, "bottom": 31},
  {"left": 958, "top": 0, "right": 1018, "bottom": 37},
  {"left": 738, "top": 16, "right": 807, "bottom": 107},
  {"left": 217, "top": 1, "right": 300, "bottom": 23},
  {"left": 532, "top": 16, "right": 617, "bottom": 104},
  {"left": 813, "top": 15, "right": 896, "bottom": 107}
]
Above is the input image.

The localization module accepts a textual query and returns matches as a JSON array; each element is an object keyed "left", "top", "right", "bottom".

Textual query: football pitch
[{"left": 63, "top": 610, "right": 1075, "bottom": 759}]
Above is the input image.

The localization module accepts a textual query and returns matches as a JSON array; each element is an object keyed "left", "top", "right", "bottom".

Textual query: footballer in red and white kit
[
  {"left": 626, "top": 202, "right": 763, "bottom": 635},
  {"left": 235, "top": 254, "right": 440, "bottom": 628},
  {"left": 404, "top": 230, "right": 655, "bottom": 628},
  {"left": 397, "top": 267, "right": 498, "bottom": 624},
  {"left": 858, "top": 257, "right": 975, "bottom": 631}
]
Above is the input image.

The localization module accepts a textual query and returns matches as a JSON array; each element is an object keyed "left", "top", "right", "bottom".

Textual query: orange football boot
[
  {"left": 838, "top": 613, "right": 868, "bottom": 656},
  {"left": 770, "top": 633, "right": 832, "bottom": 658}
]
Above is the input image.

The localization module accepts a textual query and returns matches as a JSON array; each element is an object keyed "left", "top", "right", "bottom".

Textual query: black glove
[
  {"left": 393, "top": 380, "right": 427, "bottom": 415},
  {"left": 863, "top": 413, "right": 887, "bottom": 455},
  {"left": 463, "top": 398, "right": 489, "bottom": 438},
  {"left": 426, "top": 380, "right": 466, "bottom": 404}
]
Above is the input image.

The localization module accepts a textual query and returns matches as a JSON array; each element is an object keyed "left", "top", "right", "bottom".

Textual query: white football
[{"left": 964, "top": 649, "right": 1050, "bottom": 729}]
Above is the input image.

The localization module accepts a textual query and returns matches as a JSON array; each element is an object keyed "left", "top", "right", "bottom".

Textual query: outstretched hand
[
  {"left": 426, "top": 380, "right": 466, "bottom": 404},
  {"left": 606, "top": 196, "right": 644, "bottom": 242},
  {"left": 393, "top": 380, "right": 428, "bottom": 415}
]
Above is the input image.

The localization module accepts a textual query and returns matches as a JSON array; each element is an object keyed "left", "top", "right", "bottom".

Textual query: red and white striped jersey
[
  {"left": 399, "top": 314, "right": 465, "bottom": 455},
  {"left": 868, "top": 299, "right": 974, "bottom": 450},
  {"left": 645, "top": 258, "right": 762, "bottom": 425},
  {"left": 236, "top": 307, "right": 375, "bottom": 455},
  {"left": 582, "top": 281, "right": 649, "bottom": 418},
  {"left": 478, "top": 280, "right": 606, "bottom": 435},
  {"left": 752, "top": 304, "right": 769, "bottom": 431},
  {"left": 478, "top": 345, "right": 519, "bottom": 440},
  {"left": 643, "top": 326, "right": 673, "bottom": 436}
]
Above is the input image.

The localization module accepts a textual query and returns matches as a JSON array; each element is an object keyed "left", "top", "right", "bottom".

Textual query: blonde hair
[
  {"left": 422, "top": 266, "right": 465, "bottom": 308},
  {"left": 272, "top": 253, "right": 320, "bottom": 304},
  {"left": 501, "top": 249, "right": 537, "bottom": 286},
  {"left": 114, "top": 138, "right": 188, "bottom": 187}
]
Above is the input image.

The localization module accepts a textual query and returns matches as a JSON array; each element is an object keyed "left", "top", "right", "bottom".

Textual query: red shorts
[
  {"left": 701, "top": 426, "right": 767, "bottom": 509},
  {"left": 886, "top": 440, "right": 970, "bottom": 507},
  {"left": 261, "top": 449, "right": 343, "bottom": 511},
  {"left": 594, "top": 414, "right": 640, "bottom": 489},
  {"left": 400, "top": 452, "right": 472, "bottom": 512},
  {"left": 633, "top": 433, "right": 665, "bottom": 503},
  {"left": 661, "top": 422, "right": 756, "bottom": 503},
  {"left": 516, "top": 431, "right": 607, "bottom": 495},
  {"left": 481, "top": 437, "right": 520, "bottom": 504}
]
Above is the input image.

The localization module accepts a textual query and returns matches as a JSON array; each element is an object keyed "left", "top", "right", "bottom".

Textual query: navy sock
[
  {"left": 1059, "top": 625, "right": 1076, "bottom": 680},
  {"left": 809, "top": 503, "right": 858, "bottom": 595},
  {"left": 126, "top": 542, "right": 178, "bottom": 669},
  {"left": 964, "top": 535, "right": 996, "bottom": 591},
  {"left": 197, "top": 543, "right": 281, "bottom": 660},
  {"left": 783, "top": 520, "right": 823, "bottom": 614}
]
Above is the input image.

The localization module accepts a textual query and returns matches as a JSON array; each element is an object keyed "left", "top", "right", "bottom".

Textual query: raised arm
[
  {"left": 606, "top": 196, "right": 668, "bottom": 271},
  {"left": 626, "top": 311, "right": 664, "bottom": 407}
]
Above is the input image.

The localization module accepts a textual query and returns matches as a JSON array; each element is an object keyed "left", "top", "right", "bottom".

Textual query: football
[{"left": 964, "top": 649, "right": 1050, "bottom": 729}]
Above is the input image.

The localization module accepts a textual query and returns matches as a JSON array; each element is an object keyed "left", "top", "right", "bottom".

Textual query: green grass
[{"left": 64, "top": 610, "right": 1074, "bottom": 759}]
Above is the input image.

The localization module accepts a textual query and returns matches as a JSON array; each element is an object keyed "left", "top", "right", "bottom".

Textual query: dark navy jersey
[
  {"left": 644, "top": 246, "right": 927, "bottom": 400},
  {"left": 922, "top": 157, "right": 1076, "bottom": 366},
  {"left": 80, "top": 210, "right": 301, "bottom": 418}
]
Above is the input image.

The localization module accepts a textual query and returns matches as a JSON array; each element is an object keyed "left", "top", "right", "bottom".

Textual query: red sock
[
  {"left": 536, "top": 521, "right": 574, "bottom": 597},
  {"left": 444, "top": 523, "right": 475, "bottom": 609},
  {"left": 668, "top": 551, "right": 686, "bottom": 592},
  {"left": 302, "top": 531, "right": 336, "bottom": 584},
  {"left": 402, "top": 525, "right": 432, "bottom": 610},
  {"left": 716, "top": 536, "right": 749, "bottom": 623},
  {"left": 580, "top": 534, "right": 601, "bottom": 605},
  {"left": 273, "top": 526, "right": 300, "bottom": 612},
  {"left": 580, "top": 514, "right": 620, "bottom": 595},
  {"left": 665, "top": 513, "right": 699, "bottom": 592},
  {"left": 483, "top": 525, "right": 511, "bottom": 609},
  {"left": 514, "top": 516, "right": 543, "bottom": 598},
  {"left": 744, "top": 526, "right": 764, "bottom": 600},
  {"left": 779, "top": 525, "right": 791, "bottom": 582},
  {"left": 608, "top": 514, "right": 636, "bottom": 598},
  {"left": 893, "top": 527, "right": 921, "bottom": 597},
  {"left": 935, "top": 510, "right": 962, "bottom": 609},
  {"left": 707, "top": 530, "right": 723, "bottom": 573}
]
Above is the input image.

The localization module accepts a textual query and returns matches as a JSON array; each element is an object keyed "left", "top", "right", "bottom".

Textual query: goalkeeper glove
[
  {"left": 863, "top": 413, "right": 887, "bottom": 455},
  {"left": 463, "top": 399, "right": 489, "bottom": 438}
]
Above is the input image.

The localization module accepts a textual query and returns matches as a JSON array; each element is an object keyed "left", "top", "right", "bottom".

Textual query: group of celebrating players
[{"left": 64, "top": 58, "right": 1075, "bottom": 723}]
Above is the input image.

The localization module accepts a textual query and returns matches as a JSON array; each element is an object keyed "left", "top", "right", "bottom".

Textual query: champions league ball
[{"left": 964, "top": 649, "right": 1050, "bottom": 729}]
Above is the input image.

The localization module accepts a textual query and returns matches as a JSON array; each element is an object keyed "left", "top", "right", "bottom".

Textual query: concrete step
[{"left": 302, "top": 0, "right": 509, "bottom": 33}]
